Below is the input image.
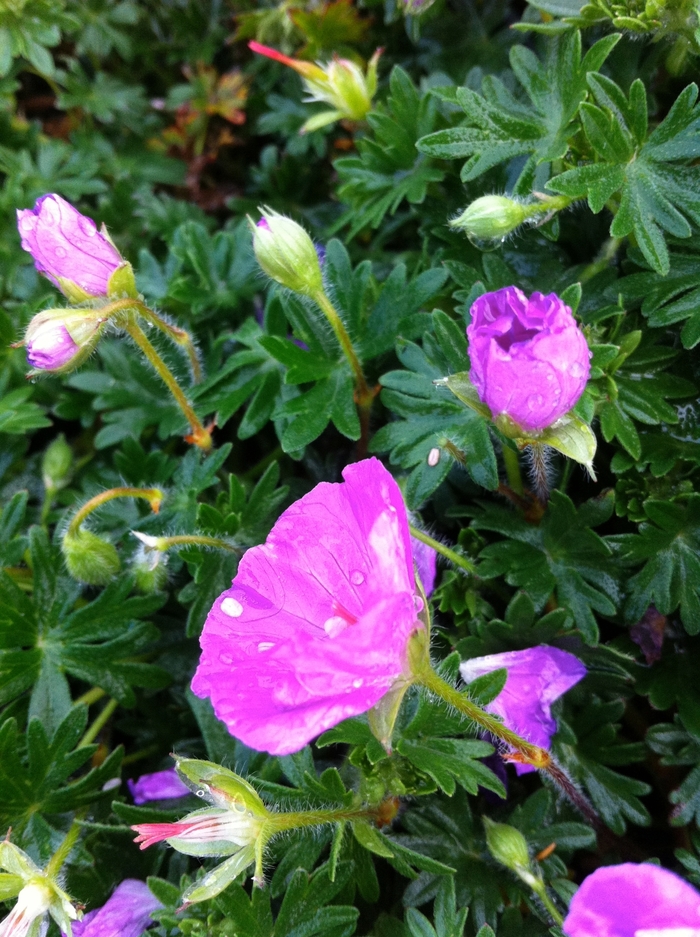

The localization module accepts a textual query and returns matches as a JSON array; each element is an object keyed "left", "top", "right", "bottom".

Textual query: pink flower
[
  {"left": 68, "top": 880, "right": 161, "bottom": 937},
  {"left": 132, "top": 809, "right": 262, "bottom": 855},
  {"left": 191, "top": 458, "right": 424, "bottom": 755},
  {"left": 128, "top": 768, "right": 190, "bottom": 805},
  {"left": 26, "top": 322, "right": 79, "bottom": 371},
  {"left": 468, "top": 287, "right": 590, "bottom": 432},
  {"left": 411, "top": 535, "right": 437, "bottom": 596},
  {"left": 459, "top": 646, "right": 586, "bottom": 774},
  {"left": 17, "top": 194, "right": 122, "bottom": 298},
  {"left": 563, "top": 863, "right": 700, "bottom": 937}
]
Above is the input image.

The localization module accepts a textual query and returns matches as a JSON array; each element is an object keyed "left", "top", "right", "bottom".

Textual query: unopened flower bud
[
  {"left": 483, "top": 818, "right": 532, "bottom": 877},
  {"left": 450, "top": 196, "right": 527, "bottom": 241},
  {"left": 252, "top": 210, "right": 324, "bottom": 296},
  {"left": 17, "top": 194, "right": 123, "bottom": 300},
  {"left": 24, "top": 309, "right": 105, "bottom": 373},
  {"left": 42, "top": 434, "right": 73, "bottom": 493},
  {"left": 62, "top": 528, "right": 120, "bottom": 585}
]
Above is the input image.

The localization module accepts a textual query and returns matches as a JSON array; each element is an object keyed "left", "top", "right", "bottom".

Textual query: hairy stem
[
  {"left": 136, "top": 305, "right": 202, "bottom": 383},
  {"left": 125, "top": 319, "right": 212, "bottom": 450},
  {"left": 408, "top": 525, "right": 478, "bottom": 576},
  {"left": 139, "top": 534, "right": 241, "bottom": 553},
  {"left": 78, "top": 698, "right": 118, "bottom": 748},
  {"left": 68, "top": 487, "right": 163, "bottom": 537}
]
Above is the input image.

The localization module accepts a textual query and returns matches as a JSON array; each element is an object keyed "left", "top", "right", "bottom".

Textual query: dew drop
[
  {"left": 527, "top": 393, "right": 544, "bottom": 410},
  {"left": 324, "top": 616, "right": 346, "bottom": 638},
  {"left": 350, "top": 569, "right": 365, "bottom": 586},
  {"left": 546, "top": 373, "right": 554, "bottom": 381},
  {"left": 79, "top": 217, "right": 97, "bottom": 237},
  {"left": 19, "top": 216, "right": 36, "bottom": 232},
  {"left": 219, "top": 653, "right": 234, "bottom": 665},
  {"left": 467, "top": 233, "right": 505, "bottom": 252},
  {"left": 414, "top": 595, "right": 424, "bottom": 613},
  {"left": 196, "top": 790, "right": 206, "bottom": 797},
  {"left": 221, "top": 597, "right": 243, "bottom": 618},
  {"left": 55, "top": 246, "right": 67, "bottom": 258},
  {"left": 352, "top": 678, "right": 363, "bottom": 689},
  {"left": 257, "top": 641, "right": 275, "bottom": 652},
  {"left": 570, "top": 362, "right": 584, "bottom": 378}
]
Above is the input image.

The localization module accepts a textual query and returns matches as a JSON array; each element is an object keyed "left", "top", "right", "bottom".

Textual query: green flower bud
[
  {"left": 42, "top": 434, "right": 73, "bottom": 493},
  {"left": 252, "top": 209, "right": 324, "bottom": 297},
  {"left": 62, "top": 528, "right": 120, "bottom": 585},
  {"left": 132, "top": 544, "right": 168, "bottom": 593},
  {"left": 483, "top": 818, "right": 531, "bottom": 874},
  {"left": 450, "top": 196, "right": 528, "bottom": 240}
]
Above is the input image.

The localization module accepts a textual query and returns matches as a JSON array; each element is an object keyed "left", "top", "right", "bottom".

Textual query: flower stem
[
  {"left": 311, "top": 289, "right": 376, "bottom": 453},
  {"left": 408, "top": 525, "right": 478, "bottom": 576},
  {"left": 141, "top": 534, "right": 241, "bottom": 553},
  {"left": 124, "top": 318, "right": 212, "bottom": 450},
  {"left": 45, "top": 817, "right": 83, "bottom": 879},
  {"left": 78, "top": 698, "right": 118, "bottom": 748},
  {"left": 531, "top": 880, "right": 564, "bottom": 926},
  {"left": 75, "top": 686, "right": 107, "bottom": 707},
  {"left": 136, "top": 305, "right": 202, "bottom": 383},
  {"left": 414, "top": 662, "right": 552, "bottom": 769},
  {"left": 501, "top": 446, "right": 524, "bottom": 496},
  {"left": 67, "top": 487, "right": 163, "bottom": 537}
]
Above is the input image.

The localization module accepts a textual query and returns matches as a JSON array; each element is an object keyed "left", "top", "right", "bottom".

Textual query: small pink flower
[
  {"left": 191, "top": 458, "right": 424, "bottom": 755},
  {"left": 17, "top": 194, "right": 122, "bottom": 298},
  {"left": 26, "top": 322, "right": 79, "bottom": 371},
  {"left": 132, "top": 809, "right": 261, "bottom": 854}
]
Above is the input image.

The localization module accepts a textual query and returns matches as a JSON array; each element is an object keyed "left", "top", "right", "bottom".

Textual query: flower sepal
[
  {"left": 435, "top": 371, "right": 492, "bottom": 420},
  {"left": 173, "top": 757, "right": 269, "bottom": 817},
  {"left": 106, "top": 262, "right": 139, "bottom": 300},
  {"left": 180, "top": 847, "right": 258, "bottom": 907},
  {"left": 54, "top": 278, "right": 94, "bottom": 305}
]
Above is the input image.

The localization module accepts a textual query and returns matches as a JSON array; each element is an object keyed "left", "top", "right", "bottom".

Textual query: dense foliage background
[{"left": 2, "top": 0, "right": 700, "bottom": 934}]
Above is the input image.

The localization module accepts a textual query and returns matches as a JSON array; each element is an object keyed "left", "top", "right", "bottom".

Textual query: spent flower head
[{"left": 191, "top": 458, "right": 426, "bottom": 755}]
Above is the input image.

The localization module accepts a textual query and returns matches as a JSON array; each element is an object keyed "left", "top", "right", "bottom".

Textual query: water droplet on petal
[
  {"left": 55, "top": 246, "right": 67, "bottom": 258},
  {"left": 221, "top": 597, "right": 243, "bottom": 618},
  {"left": 219, "top": 653, "right": 234, "bottom": 665},
  {"left": 79, "top": 217, "right": 97, "bottom": 237},
  {"left": 324, "top": 616, "right": 347, "bottom": 638},
  {"left": 352, "top": 678, "right": 363, "bottom": 689},
  {"left": 414, "top": 595, "right": 424, "bottom": 613},
  {"left": 527, "top": 393, "right": 544, "bottom": 410},
  {"left": 350, "top": 570, "right": 365, "bottom": 585},
  {"left": 19, "top": 216, "right": 36, "bottom": 232},
  {"left": 570, "top": 362, "right": 584, "bottom": 378},
  {"left": 257, "top": 641, "right": 275, "bottom": 652}
]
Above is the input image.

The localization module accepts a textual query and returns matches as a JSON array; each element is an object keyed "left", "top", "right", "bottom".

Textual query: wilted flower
[
  {"left": 249, "top": 41, "right": 380, "bottom": 132},
  {"left": 23, "top": 308, "right": 106, "bottom": 373},
  {"left": 128, "top": 769, "right": 190, "bottom": 805},
  {"left": 69, "top": 880, "right": 161, "bottom": 937},
  {"left": 17, "top": 194, "right": 123, "bottom": 300},
  {"left": 467, "top": 287, "right": 590, "bottom": 433},
  {"left": 459, "top": 646, "right": 586, "bottom": 774},
  {"left": 252, "top": 210, "right": 324, "bottom": 296},
  {"left": 191, "top": 458, "right": 425, "bottom": 755},
  {"left": 563, "top": 862, "right": 700, "bottom": 937}
]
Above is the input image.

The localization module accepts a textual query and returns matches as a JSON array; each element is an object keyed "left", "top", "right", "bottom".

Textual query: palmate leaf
[
  {"left": 417, "top": 31, "right": 619, "bottom": 193},
  {"left": 610, "top": 494, "right": 700, "bottom": 634},
  {"left": 549, "top": 79, "right": 700, "bottom": 274},
  {"left": 471, "top": 490, "right": 619, "bottom": 643},
  {"left": 0, "top": 528, "right": 168, "bottom": 731},
  {"left": 333, "top": 66, "right": 444, "bottom": 238},
  {"left": 619, "top": 239, "right": 700, "bottom": 349}
]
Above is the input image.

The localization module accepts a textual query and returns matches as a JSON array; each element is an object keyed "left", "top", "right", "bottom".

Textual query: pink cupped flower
[
  {"left": 17, "top": 194, "right": 122, "bottom": 297},
  {"left": 128, "top": 768, "right": 190, "bottom": 805},
  {"left": 26, "top": 322, "right": 79, "bottom": 371},
  {"left": 191, "top": 458, "right": 424, "bottom": 755},
  {"left": 563, "top": 863, "right": 700, "bottom": 937},
  {"left": 467, "top": 286, "right": 590, "bottom": 433},
  {"left": 67, "top": 880, "right": 162, "bottom": 937},
  {"left": 459, "top": 646, "right": 586, "bottom": 774}
]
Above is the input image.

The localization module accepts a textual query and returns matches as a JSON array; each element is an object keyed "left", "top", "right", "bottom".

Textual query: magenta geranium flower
[
  {"left": 128, "top": 769, "right": 190, "bottom": 805},
  {"left": 191, "top": 458, "right": 424, "bottom": 755},
  {"left": 459, "top": 647, "right": 586, "bottom": 774},
  {"left": 411, "top": 536, "right": 437, "bottom": 596},
  {"left": 67, "top": 880, "right": 161, "bottom": 937},
  {"left": 563, "top": 863, "right": 700, "bottom": 937},
  {"left": 467, "top": 286, "right": 590, "bottom": 432},
  {"left": 17, "top": 194, "right": 122, "bottom": 298}
]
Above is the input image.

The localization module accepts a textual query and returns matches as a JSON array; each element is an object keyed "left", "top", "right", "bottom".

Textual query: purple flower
[
  {"left": 411, "top": 536, "right": 437, "bottom": 596},
  {"left": 191, "top": 458, "right": 424, "bottom": 756},
  {"left": 467, "top": 287, "right": 590, "bottom": 433},
  {"left": 128, "top": 768, "right": 190, "bottom": 805},
  {"left": 26, "top": 321, "right": 79, "bottom": 371},
  {"left": 563, "top": 863, "right": 700, "bottom": 937},
  {"left": 17, "top": 194, "right": 122, "bottom": 298},
  {"left": 459, "top": 646, "right": 586, "bottom": 774},
  {"left": 67, "top": 880, "right": 161, "bottom": 937}
]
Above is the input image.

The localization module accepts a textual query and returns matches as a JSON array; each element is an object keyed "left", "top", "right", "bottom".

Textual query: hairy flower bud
[
  {"left": 467, "top": 286, "right": 591, "bottom": 433},
  {"left": 252, "top": 209, "right": 324, "bottom": 296},
  {"left": 24, "top": 309, "right": 105, "bottom": 373},
  {"left": 62, "top": 528, "right": 121, "bottom": 585},
  {"left": 42, "top": 434, "right": 73, "bottom": 493},
  {"left": 483, "top": 818, "right": 531, "bottom": 875},
  {"left": 451, "top": 196, "right": 528, "bottom": 241},
  {"left": 17, "top": 195, "right": 123, "bottom": 300}
]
